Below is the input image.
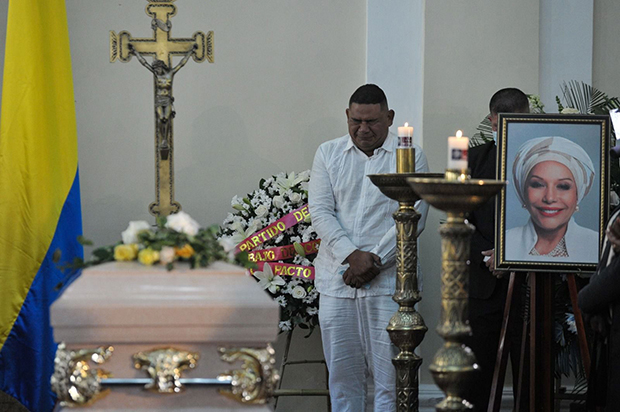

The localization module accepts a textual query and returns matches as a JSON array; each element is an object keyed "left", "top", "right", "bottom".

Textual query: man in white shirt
[{"left": 309, "top": 84, "right": 429, "bottom": 411}]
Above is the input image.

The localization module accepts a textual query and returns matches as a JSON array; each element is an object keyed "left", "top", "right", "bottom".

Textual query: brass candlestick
[
  {"left": 368, "top": 171, "right": 444, "bottom": 412},
  {"left": 407, "top": 175, "right": 504, "bottom": 411},
  {"left": 396, "top": 148, "right": 416, "bottom": 173}
]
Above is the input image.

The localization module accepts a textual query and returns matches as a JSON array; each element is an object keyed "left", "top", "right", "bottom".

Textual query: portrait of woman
[{"left": 505, "top": 136, "right": 598, "bottom": 262}]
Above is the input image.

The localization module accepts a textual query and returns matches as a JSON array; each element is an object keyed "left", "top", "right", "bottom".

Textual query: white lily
[
  {"left": 228, "top": 220, "right": 261, "bottom": 246},
  {"left": 253, "top": 263, "right": 286, "bottom": 293},
  {"left": 276, "top": 171, "right": 309, "bottom": 193}
]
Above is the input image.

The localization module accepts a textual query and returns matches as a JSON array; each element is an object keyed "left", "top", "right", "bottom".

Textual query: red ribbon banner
[
  {"left": 248, "top": 239, "right": 320, "bottom": 263},
  {"left": 249, "top": 261, "right": 315, "bottom": 281},
  {"left": 234, "top": 204, "right": 311, "bottom": 255}
]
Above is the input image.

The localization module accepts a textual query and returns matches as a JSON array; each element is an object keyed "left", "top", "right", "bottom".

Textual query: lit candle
[
  {"left": 447, "top": 130, "right": 469, "bottom": 170},
  {"left": 396, "top": 122, "right": 415, "bottom": 173},
  {"left": 398, "top": 122, "right": 414, "bottom": 148}
]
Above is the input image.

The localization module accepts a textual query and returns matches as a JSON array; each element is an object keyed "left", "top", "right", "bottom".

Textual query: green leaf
[
  {"left": 92, "top": 246, "right": 114, "bottom": 261},
  {"left": 72, "top": 256, "right": 85, "bottom": 266},
  {"left": 235, "top": 251, "right": 257, "bottom": 269},
  {"left": 555, "top": 96, "right": 564, "bottom": 112},
  {"left": 293, "top": 242, "right": 306, "bottom": 258},
  {"left": 77, "top": 236, "right": 94, "bottom": 246}
]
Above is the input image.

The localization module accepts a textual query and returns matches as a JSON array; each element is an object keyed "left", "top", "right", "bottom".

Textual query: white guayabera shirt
[{"left": 309, "top": 132, "right": 429, "bottom": 298}]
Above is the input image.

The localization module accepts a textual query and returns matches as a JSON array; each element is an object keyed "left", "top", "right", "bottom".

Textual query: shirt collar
[{"left": 344, "top": 132, "right": 398, "bottom": 155}]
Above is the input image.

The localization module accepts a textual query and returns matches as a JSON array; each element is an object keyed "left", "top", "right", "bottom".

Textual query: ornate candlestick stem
[
  {"left": 407, "top": 175, "right": 504, "bottom": 412},
  {"left": 369, "top": 172, "right": 443, "bottom": 412}
]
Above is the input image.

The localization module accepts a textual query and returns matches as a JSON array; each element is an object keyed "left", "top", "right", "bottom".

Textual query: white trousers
[{"left": 319, "top": 294, "right": 399, "bottom": 412}]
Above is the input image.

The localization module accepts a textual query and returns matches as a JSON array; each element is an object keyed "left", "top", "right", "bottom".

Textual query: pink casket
[{"left": 50, "top": 261, "right": 280, "bottom": 411}]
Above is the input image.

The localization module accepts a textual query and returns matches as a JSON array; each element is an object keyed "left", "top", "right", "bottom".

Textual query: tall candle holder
[
  {"left": 368, "top": 171, "right": 444, "bottom": 412},
  {"left": 406, "top": 174, "right": 504, "bottom": 411}
]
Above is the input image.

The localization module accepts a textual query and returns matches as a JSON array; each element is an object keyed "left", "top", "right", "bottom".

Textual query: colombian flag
[{"left": 0, "top": 1, "right": 83, "bottom": 411}]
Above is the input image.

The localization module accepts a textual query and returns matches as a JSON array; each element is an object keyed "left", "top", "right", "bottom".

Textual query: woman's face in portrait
[{"left": 524, "top": 161, "right": 578, "bottom": 233}]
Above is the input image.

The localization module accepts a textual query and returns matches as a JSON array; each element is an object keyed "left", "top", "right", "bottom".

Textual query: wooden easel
[{"left": 487, "top": 272, "right": 590, "bottom": 412}]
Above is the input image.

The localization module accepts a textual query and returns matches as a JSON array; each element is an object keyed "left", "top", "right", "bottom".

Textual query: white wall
[
  {"left": 418, "top": 0, "right": 540, "bottom": 386},
  {"left": 66, "top": 0, "right": 366, "bottom": 247},
  {"left": 367, "top": 0, "right": 425, "bottom": 148},
  {"left": 593, "top": 0, "right": 620, "bottom": 99},
  {"left": 539, "top": 0, "right": 593, "bottom": 111}
]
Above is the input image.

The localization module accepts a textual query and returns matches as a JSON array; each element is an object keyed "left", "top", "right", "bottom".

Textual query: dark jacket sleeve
[
  {"left": 579, "top": 253, "right": 620, "bottom": 315},
  {"left": 579, "top": 208, "right": 620, "bottom": 314},
  {"left": 468, "top": 142, "right": 498, "bottom": 299}
]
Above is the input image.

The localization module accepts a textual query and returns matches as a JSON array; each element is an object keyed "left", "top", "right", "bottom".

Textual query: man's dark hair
[
  {"left": 489, "top": 88, "right": 529, "bottom": 115},
  {"left": 349, "top": 84, "right": 389, "bottom": 110}
]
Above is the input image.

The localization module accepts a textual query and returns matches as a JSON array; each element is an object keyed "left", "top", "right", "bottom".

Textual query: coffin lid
[{"left": 51, "top": 261, "right": 280, "bottom": 344}]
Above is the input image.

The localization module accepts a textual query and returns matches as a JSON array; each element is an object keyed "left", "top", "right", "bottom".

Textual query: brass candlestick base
[
  {"left": 368, "top": 172, "right": 443, "bottom": 412},
  {"left": 407, "top": 176, "right": 504, "bottom": 411}
]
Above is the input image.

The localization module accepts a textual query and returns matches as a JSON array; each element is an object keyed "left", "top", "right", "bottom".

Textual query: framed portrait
[{"left": 495, "top": 114, "right": 610, "bottom": 273}]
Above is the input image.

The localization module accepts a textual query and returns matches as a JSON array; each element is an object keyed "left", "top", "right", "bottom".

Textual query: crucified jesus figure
[{"left": 128, "top": 44, "right": 196, "bottom": 160}]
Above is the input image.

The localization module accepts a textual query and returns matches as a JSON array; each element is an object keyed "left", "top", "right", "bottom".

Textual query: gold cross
[{"left": 110, "top": 0, "right": 213, "bottom": 217}]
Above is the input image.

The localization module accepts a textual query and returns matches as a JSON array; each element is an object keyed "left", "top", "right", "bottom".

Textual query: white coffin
[{"left": 51, "top": 261, "right": 280, "bottom": 411}]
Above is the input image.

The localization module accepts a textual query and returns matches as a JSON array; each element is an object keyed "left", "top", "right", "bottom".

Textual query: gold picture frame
[{"left": 495, "top": 113, "right": 610, "bottom": 273}]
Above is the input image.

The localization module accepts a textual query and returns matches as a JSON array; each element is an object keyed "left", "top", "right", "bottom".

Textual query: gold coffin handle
[
  {"left": 217, "top": 344, "right": 280, "bottom": 404},
  {"left": 50, "top": 342, "right": 114, "bottom": 407}
]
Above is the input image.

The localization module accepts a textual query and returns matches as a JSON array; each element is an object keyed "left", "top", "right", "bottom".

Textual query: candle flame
[
  {"left": 456, "top": 130, "right": 463, "bottom": 138},
  {"left": 404, "top": 122, "right": 409, "bottom": 127}
]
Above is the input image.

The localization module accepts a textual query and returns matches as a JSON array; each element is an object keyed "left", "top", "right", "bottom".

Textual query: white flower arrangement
[
  {"left": 219, "top": 171, "right": 320, "bottom": 334},
  {"left": 165, "top": 211, "right": 200, "bottom": 236},
  {"left": 63, "top": 212, "right": 252, "bottom": 274}
]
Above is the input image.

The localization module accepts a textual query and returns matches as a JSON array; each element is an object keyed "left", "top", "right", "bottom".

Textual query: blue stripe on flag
[{"left": 0, "top": 170, "right": 83, "bottom": 412}]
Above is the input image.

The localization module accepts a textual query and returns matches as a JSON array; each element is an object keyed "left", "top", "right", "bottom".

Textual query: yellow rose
[
  {"left": 138, "top": 248, "right": 160, "bottom": 266},
  {"left": 175, "top": 244, "right": 195, "bottom": 259},
  {"left": 114, "top": 244, "right": 137, "bottom": 261}
]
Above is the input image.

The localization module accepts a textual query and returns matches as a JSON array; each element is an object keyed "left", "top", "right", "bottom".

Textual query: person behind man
[
  {"left": 578, "top": 207, "right": 620, "bottom": 410},
  {"left": 466, "top": 88, "right": 530, "bottom": 411},
  {"left": 308, "top": 84, "right": 429, "bottom": 411}
]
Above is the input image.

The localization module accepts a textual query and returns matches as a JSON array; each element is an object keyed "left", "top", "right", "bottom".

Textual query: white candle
[
  {"left": 447, "top": 130, "right": 469, "bottom": 170},
  {"left": 397, "top": 122, "right": 414, "bottom": 147}
]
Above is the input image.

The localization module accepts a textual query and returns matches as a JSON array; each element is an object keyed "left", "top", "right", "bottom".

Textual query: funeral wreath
[{"left": 218, "top": 171, "right": 320, "bottom": 334}]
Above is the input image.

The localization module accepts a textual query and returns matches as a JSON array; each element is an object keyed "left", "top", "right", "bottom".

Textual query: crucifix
[{"left": 110, "top": 0, "right": 213, "bottom": 217}]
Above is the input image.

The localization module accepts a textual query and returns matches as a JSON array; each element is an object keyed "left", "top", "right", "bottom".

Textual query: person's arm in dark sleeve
[{"left": 578, "top": 255, "right": 620, "bottom": 314}]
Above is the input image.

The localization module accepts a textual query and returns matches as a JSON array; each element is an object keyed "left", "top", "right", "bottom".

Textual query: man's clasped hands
[{"left": 343, "top": 249, "right": 383, "bottom": 288}]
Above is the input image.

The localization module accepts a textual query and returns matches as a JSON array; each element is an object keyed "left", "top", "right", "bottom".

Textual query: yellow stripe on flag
[{"left": 0, "top": 0, "right": 79, "bottom": 350}]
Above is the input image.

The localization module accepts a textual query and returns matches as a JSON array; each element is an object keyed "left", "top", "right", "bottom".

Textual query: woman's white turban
[{"left": 512, "top": 136, "right": 595, "bottom": 206}]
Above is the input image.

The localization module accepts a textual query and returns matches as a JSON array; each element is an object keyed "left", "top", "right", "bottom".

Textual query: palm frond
[
  {"left": 571, "top": 372, "right": 588, "bottom": 396},
  {"left": 560, "top": 80, "right": 620, "bottom": 115},
  {"left": 471, "top": 114, "right": 493, "bottom": 148},
  {"left": 561, "top": 80, "right": 591, "bottom": 114}
]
